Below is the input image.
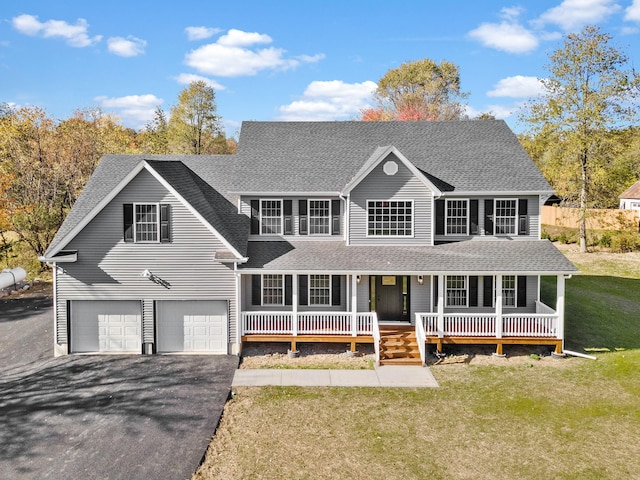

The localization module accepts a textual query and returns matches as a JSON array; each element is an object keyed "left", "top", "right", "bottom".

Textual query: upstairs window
[
  {"left": 309, "top": 200, "right": 331, "bottom": 235},
  {"left": 124, "top": 203, "right": 170, "bottom": 243},
  {"left": 260, "top": 200, "right": 282, "bottom": 235},
  {"left": 446, "top": 199, "right": 468, "bottom": 235},
  {"left": 367, "top": 200, "right": 413, "bottom": 237},
  {"left": 494, "top": 199, "right": 517, "bottom": 235}
]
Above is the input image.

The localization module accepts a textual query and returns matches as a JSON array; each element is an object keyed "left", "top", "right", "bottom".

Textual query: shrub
[
  {"left": 598, "top": 232, "right": 612, "bottom": 248},
  {"left": 610, "top": 232, "right": 640, "bottom": 253}
]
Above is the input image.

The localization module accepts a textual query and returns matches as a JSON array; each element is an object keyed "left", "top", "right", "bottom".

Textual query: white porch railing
[
  {"left": 371, "top": 312, "right": 380, "bottom": 366},
  {"left": 415, "top": 314, "right": 426, "bottom": 365},
  {"left": 417, "top": 303, "right": 559, "bottom": 339},
  {"left": 242, "top": 311, "right": 377, "bottom": 336}
]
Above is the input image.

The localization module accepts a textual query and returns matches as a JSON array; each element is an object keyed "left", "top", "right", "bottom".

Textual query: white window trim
[
  {"left": 308, "top": 199, "right": 331, "bottom": 236},
  {"left": 259, "top": 198, "right": 283, "bottom": 236},
  {"left": 494, "top": 198, "right": 518, "bottom": 236},
  {"left": 445, "top": 198, "right": 469, "bottom": 236},
  {"left": 261, "top": 274, "right": 284, "bottom": 306},
  {"left": 488, "top": 275, "right": 518, "bottom": 308},
  {"left": 308, "top": 274, "right": 332, "bottom": 306},
  {"left": 366, "top": 199, "right": 415, "bottom": 238},
  {"left": 133, "top": 202, "right": 160, "bottom": 243},
  {"left": 445, "top": 275, "right": 468, "bottom": 308}
]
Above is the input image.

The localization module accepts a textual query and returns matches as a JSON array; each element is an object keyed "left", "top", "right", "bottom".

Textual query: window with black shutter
[
  {"left": 250, "top": 200, "right": 260, "bottom": 234},
  {"left": 483, "top": 276, "right": 493, "bottom": 307},
  {"left": 283, "top": 200, "right": 293, "bottom": 235},
  {"left": 518, "top": 199, "right": 528, "bottom": 235},
  {"left": 299, "top": 200, "right": 308, "bottom": 235},
  {"left": 484, "top": 199, "right": 494, "bottom": 235},
  {"left": 470, "top": 200, "right": 479, "bottom": 235},
  {"left": 331, "top": 199, "right": 341, "bottom": 235},
  {"left": 469, "top": 276, "right": 478, "bottom": 307},
  {"left": 435, "top": 199, "right": 445, "bottom": 235},
  {"left": 517, "top": 276, "right": 527, "bottom": 307}
]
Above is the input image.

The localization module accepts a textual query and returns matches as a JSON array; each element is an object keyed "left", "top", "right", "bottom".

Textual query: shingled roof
[
  {"left": 234, "top": 120, "right": 553, "bottom": 194},
  {"left": 620, "top": 180, "right": 640, "bottom": 199}
]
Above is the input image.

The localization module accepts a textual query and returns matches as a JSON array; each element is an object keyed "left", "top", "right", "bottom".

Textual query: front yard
[{"left": 194, "top": 246, "right": 640, "bottom": 480}]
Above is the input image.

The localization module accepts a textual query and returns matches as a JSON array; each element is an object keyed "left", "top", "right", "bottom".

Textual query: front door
[{"left": 372, "top": 275, "right": 410, "bottom": 321}]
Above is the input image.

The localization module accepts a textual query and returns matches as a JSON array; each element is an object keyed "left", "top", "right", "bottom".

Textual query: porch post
[
  {"left": 556, "top": 275, "right": 565, "bottom": 349},
  {"left": 495, "top": 274, "right": 503, "bottom": 339},
  {"left": 351, "top": 274, "right": 358, "bottom": 336},
  {"left": 292, "top": 274, "right": 298, "bottom": 336},
  {"left": 437, "top": 274, "right": 444, "bottom": 338}
]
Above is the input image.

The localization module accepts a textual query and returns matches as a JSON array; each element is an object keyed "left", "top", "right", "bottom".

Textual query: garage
[
  {"left": 71, "top": 300, "right": 142, "bottom": 353},
  {"left": 156, "top": 300, "right": 228, "bottom": 353}
]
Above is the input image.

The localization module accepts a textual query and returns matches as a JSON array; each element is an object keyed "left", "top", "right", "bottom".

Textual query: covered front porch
[{"left": 240, "top": 273, "right": 568, "bottom": 364}]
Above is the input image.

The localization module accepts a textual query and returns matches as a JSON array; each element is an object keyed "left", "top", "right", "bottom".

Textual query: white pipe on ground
[
  {"left": 563, "top": 349, "right": 597, "bottom": 360},
  {"left": 0, "top": 267, "right": 27, "bottom": 290}
]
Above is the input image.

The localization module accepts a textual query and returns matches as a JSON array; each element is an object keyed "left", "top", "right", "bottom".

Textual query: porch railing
[
  {"left": 415, "top": 314, "right": 426, "bottom": 365},
  {"left": 242, "top": 311, "right": 377, "bottom": 336},
  {"left": 371, "top": 312, "right": 380, "bottom": 366},
  {"left": 418, "top": 304, "right": 559, "bottom": 339}
]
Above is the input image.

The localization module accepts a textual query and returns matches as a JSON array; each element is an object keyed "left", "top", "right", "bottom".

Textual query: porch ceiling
[{"left": 240, "top": 239, "right": 578, "bottom": 274}]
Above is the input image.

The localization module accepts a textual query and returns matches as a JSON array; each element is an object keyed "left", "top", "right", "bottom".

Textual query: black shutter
[
  {"left": 469, "top": 276, "right": 478, "bottom": 307},
  {"left": 484, "top": 199, "right": 494, "bottom": 235},
  {"left": 483, "top": 276, "right": 493, "bottom": 307},
  {"left": 283, "top": 200, "right": 293, "bottom": 235},
  {"left": 298, "top": 275, "right": 308, "bottom": 305},
  {"left": 433, "top": 275, "right": 439, "bottom": 309},
  {"left": 518, "top": 199, "right": 529, "bottom": 235},
  {"left": 123, "top": 204, "right": 134, "bottom": 242},
  {"left": 517, "top": 276, "right": 527, "bottom": 307},
  {"left": 299, "top": 200, "right": 308, "bottom": 235},
  {"left": 331, "top": 275, "right": 341, "bottom": 305},
  {"left": 284, "top": 275, "right": 292, "bottom": 305},
  {"left": 470, "top": 200, "right": 479, "bottom": 235},
  {"left": 160, "top": 204, "right": 170, "bottom": 243},
  {"left": 250, "top": 200, "right": 260, "bottom": 234},
  {"left": 252, "top": 275, "right": 261, "bottom": 305},
  {"left": 435, "top": 199, "right": 445, "bottom": 235},
  {"left": 331, "top": 199, "right": 341, "bottom": 235}
]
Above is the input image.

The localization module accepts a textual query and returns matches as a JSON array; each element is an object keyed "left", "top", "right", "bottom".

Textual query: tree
[
  {"left": 168, "top": 81, "right": 223, "bottom": 154},
  {"left": 140, "top": 106, "right": 169, "bottom": 154},
  {"left": 523, "top": 25, "right": 640, "bottom": 252},
  {"left": 363, "top": 58, "right": 468, "bottom": 121}
]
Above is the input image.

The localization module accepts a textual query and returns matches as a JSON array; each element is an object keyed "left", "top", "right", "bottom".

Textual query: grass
[{"left": 194, "top": 248, "right": 640, "bottom": 480}]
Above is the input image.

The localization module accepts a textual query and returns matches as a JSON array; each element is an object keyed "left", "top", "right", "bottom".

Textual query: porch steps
[{"left": 378, "top": 325, "right": 422, "bottom": 366}]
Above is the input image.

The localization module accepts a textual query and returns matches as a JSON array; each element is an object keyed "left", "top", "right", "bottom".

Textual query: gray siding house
[{"left": 42, "top": 120, "right": 577, "bottom": 363}]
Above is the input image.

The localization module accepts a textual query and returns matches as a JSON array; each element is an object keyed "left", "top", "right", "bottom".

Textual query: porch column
[
  {"left": 495, "top": 274, "right": 503, "bottom": 339},
  {"left": 556, "top": 274, "right": 565, "bottom": 349},
  {"left": 292, "top": 274, "right": 298, "bottom": 336},
  {"left": 351, "top": 274, "right": 358, "bottom": 336},
  {"left": 437, "top": 274, "right": 444, "bottom": 338}
]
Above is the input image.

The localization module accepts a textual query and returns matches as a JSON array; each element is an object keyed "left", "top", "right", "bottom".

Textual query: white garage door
[
  {"left": 71, "top": 300, "right": 142, "bottom": 353},
  {"left": 156, "top": 300, "right": 227, "bottom": 353}
]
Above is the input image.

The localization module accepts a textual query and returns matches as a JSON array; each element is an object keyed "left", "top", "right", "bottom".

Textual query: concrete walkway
[{"left": 232, "top": 365, "right": 439, "bottom": 388}]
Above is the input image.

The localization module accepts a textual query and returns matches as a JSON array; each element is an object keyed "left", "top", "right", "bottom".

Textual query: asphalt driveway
[{"left": 0, "top": 293, "right": 238, "bottom": 480}]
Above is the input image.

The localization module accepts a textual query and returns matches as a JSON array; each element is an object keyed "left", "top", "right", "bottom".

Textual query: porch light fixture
[
  {"left": 356, "top": 275, "right": 361, "bottom": 284},
  {"left": 141, "top": 269, "right": 152, "bottom": 278},
  {"left": 418, "top": 275, "right": 424, "bottom": 285}
]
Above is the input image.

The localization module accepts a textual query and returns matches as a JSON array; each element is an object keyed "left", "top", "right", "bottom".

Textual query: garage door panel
[
  {"left": 72, "top": 301, "right": 142, "bottom": 353},
  {"left": 157, "top": 301, "right": 227, "bottom": 354}
]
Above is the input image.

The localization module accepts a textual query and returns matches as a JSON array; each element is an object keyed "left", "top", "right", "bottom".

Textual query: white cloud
[
  {"left": 217, "top": 29, "right": 272, "bottom": 47},
  {"left": 535, "top": 0, "right": 621, "bottom": 30},
  {"left": 466, "top": 103, "right": 519, "bottom": 120},
  {"left": 468, "top": 21, "right": 539, "bottom": 54},
  {"left": 107, "top": 36, "right": 146, "bottom": 57},
  {"left": 185, "top": 26, "right": 221, "bottom": 41},
  {"left": 626, "top": 0, "right": 640, "bottom": 21},
  {"left": 184, "top": 28, "right": 324, "bottom": 77},
  {"left": 11, "top": 14, "right": 101, "bottom": 47},
  {"left": 277, "top": 80, "right": 377, "bottom": 121},
  {"left": 487, "top": 76, "right": 546, "bottom": 98},
  {"left": 94, "top": 94, "right": 163, "bottom": 128},
  {"left": 174, "top": 73, "right": 226, "bottom": 90}
]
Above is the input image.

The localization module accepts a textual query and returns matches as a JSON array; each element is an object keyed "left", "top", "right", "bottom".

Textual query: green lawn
[{"left": 195, "top": 249, "right": 640, "bottom": 480}]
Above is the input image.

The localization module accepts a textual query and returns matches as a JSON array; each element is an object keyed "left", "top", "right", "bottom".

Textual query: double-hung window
[
  {"left": 446, "top": 275, "right": 468, "bottom": 307},
  {"left": 135, "top": 204, "right": 158, "bottom": 242},
  {"left": 501, "top": 275, "right": 517, "bottom": 307},
  {"left": 309, "top": 200, "right": 330, "bottom": 235},
  {"left": 262, "top": 274, "right": 284, "bottom": 305},
  {"left": 124, "top": 203, "right": 170, "bottom": 243},
  {"left": 260, "top": 200, "right": 282, "bottom": 235},
  {"left": 309, "top": 274, "right": 331, "bottom": 305},
  {"left": 367, "top": 200, "right": 413, "bottom": 237},
  {"left": 494, "top": 199, "right": 517, "bottom": 235},
  {"left": 446, "top": 199, "right": 468, "bottom": 235}
]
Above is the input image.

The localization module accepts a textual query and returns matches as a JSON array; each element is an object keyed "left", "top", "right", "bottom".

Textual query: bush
[
  {"left": 610, "top": 232, "right": 640, "bottom": 253},
  {"left": 598, "top": 232, "right": 612, "bottom": 248}
]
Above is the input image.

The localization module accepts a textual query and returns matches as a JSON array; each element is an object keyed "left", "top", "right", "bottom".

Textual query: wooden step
[{"left": 379, "top": 357, "right": 423, "bottom": 366}]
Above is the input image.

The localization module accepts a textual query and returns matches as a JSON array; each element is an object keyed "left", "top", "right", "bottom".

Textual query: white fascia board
[
  {"left": 46, "top": 161, "right": 148, "bottom": 258},
  {"left": 442, "top": 190, "right": 555, "bottom": 197},
  {"left": 341, "top": 145, "right": 443, "bottom": 197},
  {"left": 231, "top": 191, "right": 342, "bottom": 197},
  {"left": 238, "top": 269, "right": 579, "bottom": 276},
  {"left": 38, "top": 251, "right": 78, "bottom": 263},
  {"left": 143, "top": 162, "right": 244, "bottom": 259}
]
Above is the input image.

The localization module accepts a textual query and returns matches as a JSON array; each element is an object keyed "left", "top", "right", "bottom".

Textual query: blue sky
[{"left": 2, "top": 0, "right": 640, "bottom": 135}]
